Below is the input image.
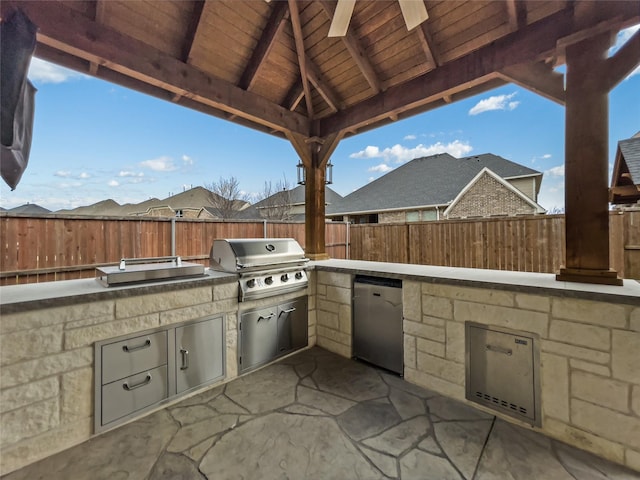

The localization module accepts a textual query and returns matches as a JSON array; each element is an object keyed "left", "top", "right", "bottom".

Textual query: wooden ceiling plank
[
  {"left": 305, "top": 58, "right": 341, "bottom": 112},
  {"left": 238, "top": 1, "right": 289, "bottom": 91},
  {"left": 318, "top": 0, "right": 381, "bottom": 94},
  {"left": 415, "top": 22, "right": 440, "bottom": 68},
  {"left": 605, "top": 27, "right": 640, "bottom": 91},
  {"left": 282, "top": 77, "right": 305, "bottom": 111},
  {"left": 288, "top": 0, "right": 314, "bottom": 118},
  {"left": 4, "top": 0, "right": 309, "bottom": 135},
  {"left": 498, "top": 62, "right": 565, "bottom": 105},
  {"left": 320, "top": 6, "right": 634, "bottom": 135}
]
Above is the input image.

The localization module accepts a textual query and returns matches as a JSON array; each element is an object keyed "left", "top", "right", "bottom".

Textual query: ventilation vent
[{"left": 465, "top": 322, "right": 541, "bottom": 427}]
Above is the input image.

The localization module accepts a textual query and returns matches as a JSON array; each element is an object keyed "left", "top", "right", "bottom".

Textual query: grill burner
[{"left": 209, "top": 238, "right": 309, "bottom": 301}]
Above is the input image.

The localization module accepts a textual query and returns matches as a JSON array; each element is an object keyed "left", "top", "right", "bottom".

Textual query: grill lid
[{"left": 209, "top": 238, "right": 308, "bottom": 273}]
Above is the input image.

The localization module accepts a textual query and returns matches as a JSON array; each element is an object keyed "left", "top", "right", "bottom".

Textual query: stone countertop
[
  {"left": 0, "top": 270, "right": 238, "bottom": 314},
  {"left": 311, "top": 259, "right": 640, "bottom": 306}
]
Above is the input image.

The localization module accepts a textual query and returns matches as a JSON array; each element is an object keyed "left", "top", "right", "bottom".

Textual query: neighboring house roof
[
  {"left": 443, "top": 168, "right": 546, "bottom": 217},
  {"left": 237, "top": 185, "right": 343, "bottom": 221},
  {"left": 8, "top": 203, "right": 51, "bottom": 215},
  {"left": 327, "top": 153, "right": 541, "bottom": 216},
  {"left": 610, "top": 132, "right": 640, "bottom": 204}
]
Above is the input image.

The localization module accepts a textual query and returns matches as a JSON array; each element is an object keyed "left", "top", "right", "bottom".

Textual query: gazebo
[{"left": 2, "top": 0, "right": 639, "bottom": 284}]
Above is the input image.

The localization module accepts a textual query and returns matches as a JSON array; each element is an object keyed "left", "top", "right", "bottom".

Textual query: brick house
[{"left": 326, "top": 153, "right": 545, "bottom": 223}]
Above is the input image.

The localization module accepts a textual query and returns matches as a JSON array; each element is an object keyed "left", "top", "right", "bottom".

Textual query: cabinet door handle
[
  {"left": 122, "top": 373, "right": 152, "bottom": 391},
  {"left": 122, "top": 339, "right": 151, "bottom": 353},
  {"left": 180, "top": 348, "right": 189, "bottom": 370},
  {"left": 280, "top": 307, "right": 296, "bottom": 315},
  {"left": 486, "top": 344, "right": 512, "bottom": 356},
  {"left": 258, "top": 312, "right": 275, "bottom": 322}
]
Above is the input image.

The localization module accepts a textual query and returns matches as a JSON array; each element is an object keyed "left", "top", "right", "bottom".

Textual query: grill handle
[
  {"left": 258, "top": 312, "right": 276, "bottom": 322},
  {"left": 119, "top": 256, "right": 182, "bottom": 271},
  {"left": 486, "top": 344, "right": 513, "bottom": 356}
]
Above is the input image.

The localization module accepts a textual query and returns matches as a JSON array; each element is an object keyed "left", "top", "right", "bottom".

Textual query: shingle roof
[
  {"left": 327, "top": 153, "right": 541, "bottom": 215},
  {"left": 236, "top": 185, "right": 343, "bottom": 220},
  {"left": 619, "top": 134, "right": 640, "bottom": 184}
]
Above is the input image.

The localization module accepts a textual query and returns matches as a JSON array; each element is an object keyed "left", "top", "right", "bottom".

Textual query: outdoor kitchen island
[{"left": 1, "top": 260, "right": 639, "bottom": 475}]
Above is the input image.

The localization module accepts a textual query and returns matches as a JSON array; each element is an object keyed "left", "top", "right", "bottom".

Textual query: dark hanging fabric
[{"left": 1, "top": 9, "right": 38, "bottom": 190}]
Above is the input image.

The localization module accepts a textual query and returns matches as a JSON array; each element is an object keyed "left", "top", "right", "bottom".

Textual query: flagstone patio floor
[{"left": 3, "top": 347, "right": 639, "bottom": 480}]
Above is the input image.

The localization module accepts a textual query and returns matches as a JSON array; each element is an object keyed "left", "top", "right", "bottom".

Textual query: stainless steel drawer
[
  {"left": 101, "top": 365, "right": 168, "bottom": 425},
  {"left": 101, "top": 331, "right": 168, "bottom": 384}
]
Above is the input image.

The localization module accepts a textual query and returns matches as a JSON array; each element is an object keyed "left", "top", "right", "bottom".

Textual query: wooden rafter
[
  {"left": 3, "top": 0, "right": 310, "bottom": 135},
  {"left": 88, "top": 0, "right": 107, "bottom": 75},
  {"left": 238, "top": 1, "right": 289, "bottom": 91},
  {"left": 319, "top": 6, "right": 635, "bottom": 136},
  {"left": 498, "top": 62, "right": 565, "bottom": 105},
  {"left": 317, "top": 0, "right": 381, "bottom": 94},
  {"left": 506, "top": 0, "right": 528, "bottom": 32},
  {"left": 415, "top": 21, "right": 440, "bottom": 69},
  {"left": 605, "top": 26, "right": 640, "bottom": 91},
  {"left": 282, "top": 78, "right": 305, "bottom": 111},
  {"left": 180, "top": 0, "right": 206, "bottom": 63},
  {"left": 306, "top": 59, "right": 341, "bottom": 113},
  {"left": 288, "top": 0, "right": 314, "bottom": 118}
]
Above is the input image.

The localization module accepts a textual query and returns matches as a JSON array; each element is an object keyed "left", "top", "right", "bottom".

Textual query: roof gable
[{"left": 610, "top": 133, "right": 640, "bottom": 204}]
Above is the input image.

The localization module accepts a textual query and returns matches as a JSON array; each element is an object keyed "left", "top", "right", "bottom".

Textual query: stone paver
[{"left": 3, "top": 347, "right": 640, "bottom": 480}]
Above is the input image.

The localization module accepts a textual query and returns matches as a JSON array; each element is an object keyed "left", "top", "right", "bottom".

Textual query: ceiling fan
[{"left": 328, "top": 0, "right": 429, "bottom": 37}]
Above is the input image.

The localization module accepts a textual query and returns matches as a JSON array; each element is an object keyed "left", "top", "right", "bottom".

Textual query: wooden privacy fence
[
  {"left": 0, "top": 216, "right": 348, "bottom": 285},
  {"left": 348, "top": 211, "right": 639, "bottom": 279},
  {"left": 1, "top": 210, "right": 638, "bottom": 285}
]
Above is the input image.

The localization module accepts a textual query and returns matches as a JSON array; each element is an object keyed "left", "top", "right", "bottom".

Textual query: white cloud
[
  {"left": 108, "top": 180, "right": 120, "bottom": 187},
  {"left": 403, "top": 134, "right": 417, "bottom": 141},
  {"left": 118, "top": 170, "right": 144, "bottom": 177},
  {"left": 542, "top": 154, "right": 552, "bottom": 159},
  {"left": 469, "top": 92, "right": 519, "bottom": 116},
  {"left": 546, "top": 165, "right": 565, "bottom": 177},
  {"left": 79, "top": 172, "right": 90, "bottom": 179},
  {"left": 28, "top": 58, "right": 88, "bottom": 84},
  {"left": 139, "top": 156, "right": 177, "bottom": 172},
  {"left": 54, "top": 170, "right": 72, "bottom": 178},
  {"left": 182, "top": 155, "right": 194, "bottom": 165},
  {"left": 350, "top": 140, "right": 473, "bottom": 163},
  {"left": 368, "top": 164, "right": 393, "bottom": 173}
]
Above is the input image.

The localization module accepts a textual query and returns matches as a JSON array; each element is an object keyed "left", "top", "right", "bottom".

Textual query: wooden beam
[
  {"left": 180, "top": 0, "right": 206, "bottom": 63},
  {"left": 498, "top": 62, "right": 565, "bottom": 105},
  {"left": 605, "top": 26, "right": 640, "bottom": 91},
  {"left": 88, "top": 0, "right": 107, "bottom": 75},
  {"left": 506, "top": 0, "right": 528, "bottom": 31},
  {"left": 238, "top": 1, "right": 289, "bottom": 91},
  {"left": 319, "top": 5, "right": 637, "bottom": 136},
  {"left": 288, "top": 0, "right": 314, "bottom": 118},
  {"left": 318, "top": 0, "right": 382, "bottom": 94},
  {"left": 1, "top": 1, "right": 310, "bottom": 136},
  {"left": 282, "top": 77, "right": 304, "bottom": 111},
  {"left": 305, "top": 58, "right": 341, "bottom": 112},
  {"left": 415, "top": 22, "right": 440, "bottom": 68}
]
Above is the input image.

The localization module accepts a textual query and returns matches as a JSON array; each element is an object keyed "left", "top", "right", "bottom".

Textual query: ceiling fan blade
[
  {"left": 328, "top": 0, "right": 356, "bottom": 37},
  {"left": 398, "top": 0, "right": 429, "bottom": 31}
]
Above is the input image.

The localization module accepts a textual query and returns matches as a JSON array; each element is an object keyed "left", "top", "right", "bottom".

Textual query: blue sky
[{"left": 1, "top": 25, "right": 638, "bottom": 212}]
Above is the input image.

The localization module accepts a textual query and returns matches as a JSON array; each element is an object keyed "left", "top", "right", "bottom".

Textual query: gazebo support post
[
  {"left": 556, "top": 32, "right": 622, "bottom": 286},
  {"left": 286, "top": 131, "right": 342, "bottom": 260}
]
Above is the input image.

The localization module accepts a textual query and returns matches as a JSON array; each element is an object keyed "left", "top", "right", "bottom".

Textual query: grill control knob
[
  {"left": 295, "top": 272, "right": 303, "bottom": 280},
  {"left": 246, "top": 279, "right": 256, "bottom": 288},
  {"left": 281, "top": 274, "right": 289, "bottom": 282},
  {"left": 264, "top": 276, "right": 274, "bottom": 285}
]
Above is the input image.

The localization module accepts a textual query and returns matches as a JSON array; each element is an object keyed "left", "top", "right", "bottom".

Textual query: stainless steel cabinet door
[
  {"left": 240, "top": 307, "right": 278, "bottom": 372},
  {"left": 277, "top": 297, "right": 308, "bottom": 355},
  {"left": 176, "top": 316, "right": 224, "bottom": 394}
]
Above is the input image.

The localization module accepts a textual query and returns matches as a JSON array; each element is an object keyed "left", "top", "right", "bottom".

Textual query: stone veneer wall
[
  {"left": 0, "top": 281, "right": 239, "bottom": 475},
  {"left": 314, "top": 271, "right": 352, "bottom": 357},
  {"left": 402, "top": 280, "right": 640, "bottom": 472}
]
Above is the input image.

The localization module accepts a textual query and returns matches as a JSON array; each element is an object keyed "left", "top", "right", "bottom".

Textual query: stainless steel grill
[{"left": 209, "top": 238, "right": 309, "bottom": 301}]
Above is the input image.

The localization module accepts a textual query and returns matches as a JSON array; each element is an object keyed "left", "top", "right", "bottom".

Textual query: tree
[
  {"left": 204, "top": 176, "right": 250, "bottom": 219},
  {"left": 255, "top": 176, "right": 294, "bottom": 221}
]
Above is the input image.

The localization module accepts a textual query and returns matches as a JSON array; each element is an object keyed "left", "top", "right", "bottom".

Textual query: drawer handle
[
  {"left": 258, "top": 312, "right": 275, "bottom": 322},
  {"left": 122, "top": 373, "right": 152, "bottom": 391},
  {"left": 280, "top": 308, "right": 296, "bottom": 315},
  {"left": 486, "top": 344, "right": 513, "bottom": 356},
  {"left": 180, "top": 348, "right": 189, "bottom": 370},
  {"left": 122, "top": 339, "right": 151, "bottom": 353}
]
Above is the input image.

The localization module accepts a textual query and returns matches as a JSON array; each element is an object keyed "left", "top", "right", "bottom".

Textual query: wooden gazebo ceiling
[{"left": 1, "top": 0, "right": 638, "bottom": 140}]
